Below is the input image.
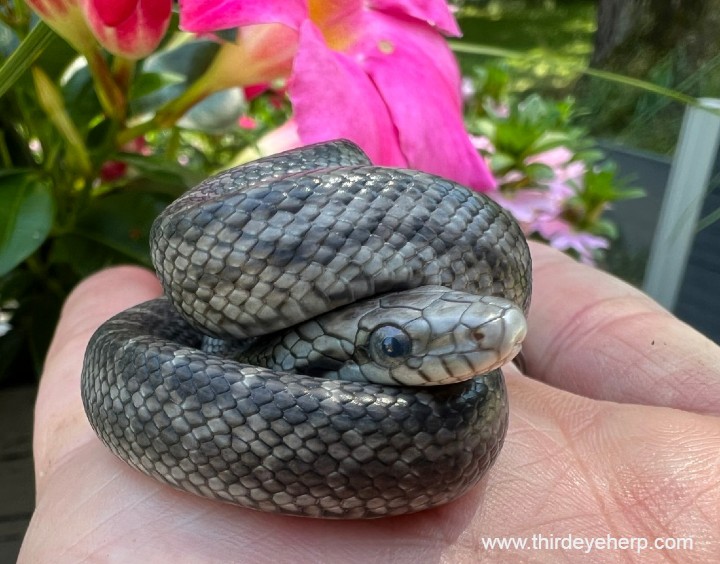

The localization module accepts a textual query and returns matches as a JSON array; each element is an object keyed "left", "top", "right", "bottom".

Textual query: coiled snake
[{"left": 81, "top": 140, "right": 531, "bottom": 519}]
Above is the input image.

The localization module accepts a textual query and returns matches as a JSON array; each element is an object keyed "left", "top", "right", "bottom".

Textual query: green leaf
[
  {"left": 524, "top": 162, "right": 555, "bottom": 182},
  {"left": 60, "top": 60, "right": 103, "bottom": 130},
  {"left": 129, "top": 71, "right": 185, "bottom": 100},
  {"left": 592, "top": 219, "right": 619, "bottom": 240},
  {"left": 0, "top": 172, "right": 54, "bottom": 277},
  {"left": 49, "top": 234, "right": 136, "bottom": 277},
  {"left": 74, "top": 191, "right": 174, "bottom": 265},
  {"left": 449, "top": 41, "right": 701, "bottom": 109},
  {"left": 133, "top": 40, "right": 222, "bottom": 114},
  {"left": 117, "top": 153, "right": 203, "bottom": 187},
  {"left": 177, "top": 88, "right": 246, "bottom": 133},
  {"left": 0, "top": 21, "right": 55, "bottom": 100},
  {"left": 0, "top": 20, "right": 19, "bottom": 58},
  {"left": 489, "top": 152, "right": 517, "bottom": 173},
  {"left": 215, "top": 28, "right": 239, "bottom": 43},
  {"left": 528, "top": 131, "right": 572, "bottom": 155},
  {"left": 697, "top": 206, "right": 720, "bottom": 232}
]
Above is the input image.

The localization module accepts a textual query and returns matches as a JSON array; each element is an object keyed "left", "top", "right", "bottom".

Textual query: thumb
[{"left": 34, "top": 266, "right": 161, "bottom": 493}]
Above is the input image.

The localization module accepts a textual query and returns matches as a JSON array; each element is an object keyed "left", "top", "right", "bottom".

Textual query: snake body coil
[{"left": 81, "top": 140, "right": 531, "bottom": 519}]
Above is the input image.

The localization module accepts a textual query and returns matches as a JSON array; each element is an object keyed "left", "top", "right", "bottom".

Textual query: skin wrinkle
[
  {"left": 558, "top": 404, "right": 629, "bottom": 544},
  {"left": 530, "top": 294, "right": 649, "bottom": 389},
  {"left": 489, "top": 387, "right": 607, "bottom": 533},
  {"left": 502, "top": 370, "right": 717, "bottom": 557},
  {"left": 609, "top": 461, "right": 681, "bottom": 553},
  {"left": 602, "top": 412, "right": 720, "bottom": 554},
  {"left": 529, "top": 395, "right": 622, "bottom": 538},
  {"left": 587, "top": 309, "right": 696, "bottom": 402}
]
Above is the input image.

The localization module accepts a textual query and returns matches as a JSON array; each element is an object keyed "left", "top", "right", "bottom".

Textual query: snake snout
[{"left": 460, "top": 297, "right": 527, "bottom": 373}]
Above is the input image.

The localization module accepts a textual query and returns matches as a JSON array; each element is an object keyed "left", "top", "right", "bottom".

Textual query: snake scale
[{"left": 81, "top": 140, "right": 531, "bottom": 519}]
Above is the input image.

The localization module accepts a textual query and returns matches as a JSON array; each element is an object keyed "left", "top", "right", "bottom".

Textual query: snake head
[
  {"left": 350, "top": 286, "right": 527, "bottom": 386},
  {"left": 244, "top": 285, "right": 527, "bottom": 386}
]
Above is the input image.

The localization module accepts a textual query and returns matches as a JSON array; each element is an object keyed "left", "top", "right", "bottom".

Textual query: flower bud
[
  {"left": 81, "top": 0, "right": 172, "bottom": 59},
  {"left": 26, "top": 0, "right": 97, "bottom": 54}
]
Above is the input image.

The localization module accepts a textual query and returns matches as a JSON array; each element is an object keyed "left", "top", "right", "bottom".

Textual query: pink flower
[
  {"left": 493, "top": 189, "right": 557, "bottom": 228},
  {"left": 179, "top": 0, "right": 495, "bottom": 191},
  {"left": 195, "top": 24, "right": 298, "bottom": 92},
  {"left": 535, "top": 219, "right": 609, "bottom": 265},
  {"left": 99, "top": 136, "right": 149, "bottom": 181},
  {"left": 81, "top": 0, "right": 172, "bottom": 59},
  {"left": 237, "top": 115, "right": 257, "bottom": 129},
  {"left": 469, "top": 134, "right": 494, "bottom": 154},
  {"left": 493, "top": 145, "right": 585, "bottom": 228},
  {"left": 484, "top": 144, "right": 609, "bottom": 263}
]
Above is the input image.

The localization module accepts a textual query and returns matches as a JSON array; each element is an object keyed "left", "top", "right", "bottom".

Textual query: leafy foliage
[
  {"left": 0, "top": 1, "right": 686, "bottom": 385},
  {"left": 0, "top": 13, "right": 288, "bottom": 384},
  {"left": 465, "top": 63, "right": 643, "bottom": 263}
]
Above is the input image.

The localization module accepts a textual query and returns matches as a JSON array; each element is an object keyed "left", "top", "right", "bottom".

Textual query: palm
[{"left": 20, "top": 244, "right": 720, "bottom": 562}]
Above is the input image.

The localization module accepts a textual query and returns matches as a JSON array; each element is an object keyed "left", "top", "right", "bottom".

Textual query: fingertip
[
  {"left": 64, "top": 265, "right": 161, "bottom": 321},
  {"left": 53, "top": 266, "right": 161, "bottom": 349}
]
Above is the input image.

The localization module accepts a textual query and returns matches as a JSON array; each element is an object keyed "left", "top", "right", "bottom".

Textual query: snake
[{"left": 81, "top": 140, "right": 532, "bottom": 519}]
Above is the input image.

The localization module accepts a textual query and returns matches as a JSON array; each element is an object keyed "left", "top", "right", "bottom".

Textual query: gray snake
[{"left": 81, "top": 140, "right": 531, "bottom": 519}]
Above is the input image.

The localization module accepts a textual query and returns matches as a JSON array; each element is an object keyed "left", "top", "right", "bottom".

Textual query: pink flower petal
[
  {"left": 469, "top": 134, "right": 495, "bottom": 153},
  {"left": 233, "top": 120, "right": 303, "bottom": 163},
  {"left": 93, "top": 0, "right": 136, "bottom": 26},
  {"left": 27, "top": 0, "right": 97, "bottom": 53},
  {"left": 256, "top": 120, "right": 302, "bottom": 154},
  {"left": 535, "top": 218, "right": 608, "bottom": 265},
  {"left": 368, "top": 0, "right": 461, "bottom": 36},
  {"left": 244, "top": 84, "right": 268, "bottom": 100},
  {"left": 179, "top": 0, "right": 305, "bottom": 33},
  {"left": 494, "top": 189, "right": 558, "bottom": 225},
  {"left": 238, "top": 115, "right": 257, "bottom": 129},
  {"left": 526, "top": 146, "right": 574, "bottom": 168},
  {"left": 355, "top": 11, "right": 495, "bottom": 190},
  {"left": 289, "top": 21, "right": 406, "bottom": 166},
  {"left": 205, "top": 23, "right": 298, "bottom": 89}
]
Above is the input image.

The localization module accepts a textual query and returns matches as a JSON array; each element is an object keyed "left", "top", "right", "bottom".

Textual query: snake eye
[{"left": 369, "top": 325, "right": 412, "bottom": 366}]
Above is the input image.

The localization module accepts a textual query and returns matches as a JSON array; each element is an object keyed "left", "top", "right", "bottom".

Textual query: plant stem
[
  {"left": 112, "top": 56, "right": 135, "bottom": 99},
  {"left": 85, "top": 47, "right": 126, "bottom": 123},
  {"left": 117, "top": 78, "right": 211, "bottom": 145},
  {"left": 0, "top": 130, "right": 11, "bottom": 168}
]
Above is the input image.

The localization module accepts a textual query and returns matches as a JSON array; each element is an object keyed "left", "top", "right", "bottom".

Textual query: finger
[
  {"left": 523, "top": 242, "right": 720, "bottom": 414},
  {"left": 476, "top": 370, "right": 720, "bottom": 558},
  {"left": 34, "top": 266, "right": 161, "bottom": 491}
]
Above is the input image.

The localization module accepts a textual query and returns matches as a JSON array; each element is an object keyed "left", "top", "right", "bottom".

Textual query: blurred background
[
  {"left": 2, "top": 0, "right": 719, "bottom": 559},
  {"left": 452, "top": 0, "right": 720, "bottom": 342}
]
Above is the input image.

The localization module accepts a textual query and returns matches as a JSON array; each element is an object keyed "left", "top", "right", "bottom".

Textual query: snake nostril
[{"left": 472, "top": 329, "right": 486, "bottom": 342}]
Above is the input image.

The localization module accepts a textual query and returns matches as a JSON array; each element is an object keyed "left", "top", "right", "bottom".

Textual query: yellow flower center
[{"left": 307, "top": 0, "right": 359, "bottom": 52}]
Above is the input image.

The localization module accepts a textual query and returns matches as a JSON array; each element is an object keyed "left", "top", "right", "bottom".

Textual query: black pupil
[{"left": 381, "top": 335, "right": 407, "bottom": 357}]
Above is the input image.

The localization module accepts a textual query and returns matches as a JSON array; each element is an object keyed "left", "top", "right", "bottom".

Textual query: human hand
[{"left": 19, "top": 243, "right": 720, "bottom": 562}]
